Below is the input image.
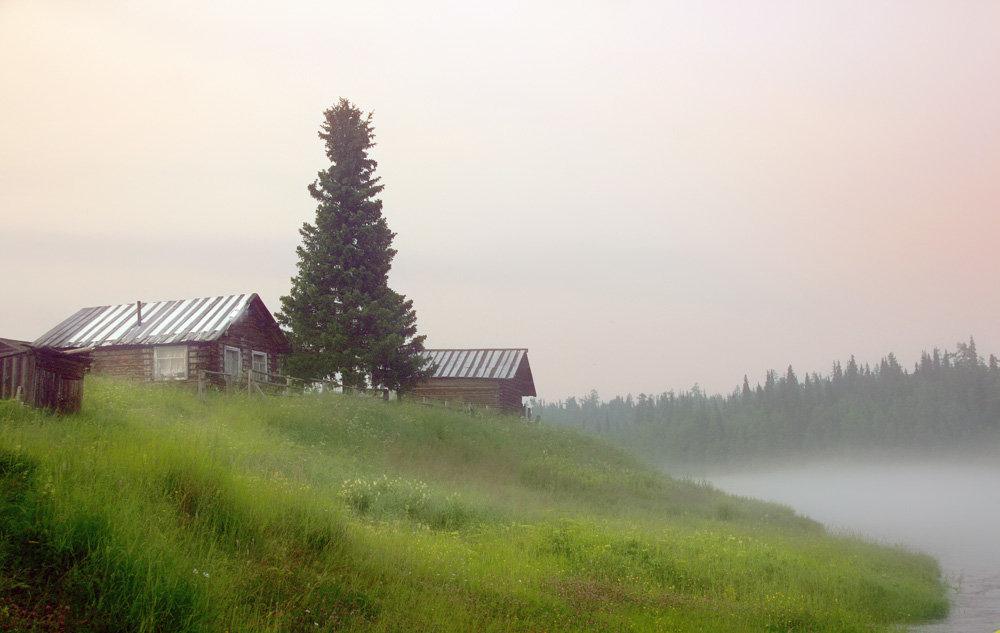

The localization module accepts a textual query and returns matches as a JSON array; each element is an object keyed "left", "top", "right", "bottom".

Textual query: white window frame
[
  {"left": 224, "top": 346, "right": 242, "bottom": 379},
  {"left": 153, "top": 345, "right": 188, "bottom": 381},
  {"left": 251, "top": 351, "right": 267, "bottom": 379}
]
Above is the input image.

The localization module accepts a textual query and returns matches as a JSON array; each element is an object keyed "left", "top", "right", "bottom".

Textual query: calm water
[{"left": 702, "top": 460, "right": 1000, "bottom": 633}]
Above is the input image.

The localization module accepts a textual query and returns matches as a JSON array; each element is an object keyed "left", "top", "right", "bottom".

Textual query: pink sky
[{"left": 2, "top": 1, "right": 999, "bottom": 400}]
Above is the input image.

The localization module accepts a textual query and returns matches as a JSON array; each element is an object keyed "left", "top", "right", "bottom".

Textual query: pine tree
[
  {"left": 279, "top": 98, "right": 430, "bottom": 392},
  {"left": 956, "top": 336, "right": 980, "bottom": 369},
  {"left": 845, "top": 355, "right": 859, "bottom": 380},
  {"left": 784, "top": 365, "right": 799, "bottom": 388}
]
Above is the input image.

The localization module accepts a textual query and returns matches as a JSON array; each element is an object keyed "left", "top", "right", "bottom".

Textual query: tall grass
[{"left": 0, "top": 378, "right": 947, "bottom": 631}]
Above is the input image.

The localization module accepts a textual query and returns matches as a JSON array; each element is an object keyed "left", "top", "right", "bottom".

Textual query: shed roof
[
  {"left": 0, "top": 338, "right": 31, "bottom": 359},
  {"left": 34, "top": 294, "right": 277, "bottom": 349},
  {"left": 422, "top": 348, "right": 530, "bottom": 381}
]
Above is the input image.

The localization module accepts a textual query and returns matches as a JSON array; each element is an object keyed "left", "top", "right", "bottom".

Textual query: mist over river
[{"left": 699, "top": 459, "right": 1000, "bottom": 633}]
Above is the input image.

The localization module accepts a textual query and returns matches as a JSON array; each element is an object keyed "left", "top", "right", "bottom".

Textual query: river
[{"left": 699, "top": 459, "right": 1000, "bottom": 633}]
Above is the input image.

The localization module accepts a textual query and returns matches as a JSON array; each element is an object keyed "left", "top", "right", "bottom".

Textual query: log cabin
[
  {"left": 410, "top": 348, "right": 536, "bottom": 416},
  {"left": 33, "top": 294, "right": 289, "bottom": 385}
]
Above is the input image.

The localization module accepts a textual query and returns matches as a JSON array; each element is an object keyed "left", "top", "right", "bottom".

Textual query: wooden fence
[
  {"left": 197, "top": 369, "right": 340, "bottom": 399},
  {"left": 195, "top": 369, "right": 529, "bottom": 418}
]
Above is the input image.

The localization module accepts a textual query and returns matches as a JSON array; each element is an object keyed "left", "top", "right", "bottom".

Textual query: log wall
[
  {"left": 90, "top": 343, "right": 212, "bottom": 383},
  {"left": 214, "top": 300, "right": 289, "bottom": 379},
  {"left": 409, "top": 378, "right": 529, "bottom": 414},
  {"left": 90, "top": 347, "right": 151, "bottom": 379}
]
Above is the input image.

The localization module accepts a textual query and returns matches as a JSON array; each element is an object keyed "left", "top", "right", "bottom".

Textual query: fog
[
  {"left": 703, "top": 458, "right": 1000, "bottom": 633},
  {"left": 5, "top": 2, "right": 1000, "bottom": 400}
]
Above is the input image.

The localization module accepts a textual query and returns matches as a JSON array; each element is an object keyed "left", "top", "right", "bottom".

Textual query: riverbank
[
  {"left": 0, "top": 378, "right": 949, "bottom": 632},
  {"left": 704, "top": 459, "right": 1000, "bottom": 633}
]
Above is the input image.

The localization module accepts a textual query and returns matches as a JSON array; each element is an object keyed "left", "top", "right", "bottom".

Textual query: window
[
  {"left": 154, "top": 345, "right": 188, "bottom": 381},
  {"left": 224, "top": 346, "right": 242, "bottom": 378},
  {"left": 251, "top": 351, "right": 267, "bottom": 380}
]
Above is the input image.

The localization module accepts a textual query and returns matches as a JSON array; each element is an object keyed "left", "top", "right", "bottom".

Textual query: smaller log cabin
[
  {"left": 410, "top": 349, "right": 536, "bottom": 416},
  {"left": 34, "top": 294, "right": 290, "bottom": 385},
  {"left": 0, "top": 338, "right": 92, "bottom": 414}
]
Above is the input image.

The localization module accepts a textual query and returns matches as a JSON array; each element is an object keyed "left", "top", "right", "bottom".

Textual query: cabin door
[{"left": 224, "top": 346, "right": 242, "bottom": 379}]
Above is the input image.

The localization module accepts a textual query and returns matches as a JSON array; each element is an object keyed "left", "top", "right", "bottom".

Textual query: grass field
[{"left": 0, "top": 378, "right": 947, "bottom": 632}]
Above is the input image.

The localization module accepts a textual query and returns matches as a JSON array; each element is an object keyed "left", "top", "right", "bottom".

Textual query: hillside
[{"left": 0, "top": 379, "right": 946, "bottom": 632}]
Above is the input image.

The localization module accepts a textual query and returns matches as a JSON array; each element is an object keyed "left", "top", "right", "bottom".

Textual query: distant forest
[{"left": 535, "top": 338, "right": 1000, "bottom": 466}]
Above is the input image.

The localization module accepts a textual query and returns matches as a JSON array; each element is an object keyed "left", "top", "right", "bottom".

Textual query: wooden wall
[
  {"left": 509, "top": 358, "right": 537, "bottom": 399},
  {"left": 498, "top": 381, "right": 528, "bottom": 416},
  {"left": 0, "top": 348, "right": 90, "bottom": 414},
  {"left": 90, "top": 347, "right": 151, "bottom": 378},
  {"left": 409, "top": 378, "right": 532, "bottom": 415},
  {"left": 90, "top": 343, "right": 212, "bottom": 383},
  {"left": 215, "top": 300, "right": 289, "bottom": 379},
  {"left": 409, "top": 378, "right": 502, "bottom": 410}
]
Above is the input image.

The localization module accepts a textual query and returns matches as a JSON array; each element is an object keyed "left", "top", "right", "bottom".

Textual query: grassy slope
[{"left": 0, "top": 379, "right": 947, "bottom": 632}]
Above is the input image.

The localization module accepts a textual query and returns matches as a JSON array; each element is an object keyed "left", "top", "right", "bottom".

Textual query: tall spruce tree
[{"left": 279, "top": 98, "right": 430, "bottom": 392}]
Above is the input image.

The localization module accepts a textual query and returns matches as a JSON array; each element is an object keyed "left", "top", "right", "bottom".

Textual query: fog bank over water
[{"left": 702, "top": 458, "right": 1000, "bottom": 633}]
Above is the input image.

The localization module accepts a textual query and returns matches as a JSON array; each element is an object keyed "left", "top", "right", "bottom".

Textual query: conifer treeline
[{"left": 535, "top": 338, "right": 1000, "bottom": 464}]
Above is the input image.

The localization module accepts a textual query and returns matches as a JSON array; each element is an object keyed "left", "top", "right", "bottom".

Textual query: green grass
[{"left": 0, "top": 378, "right": 947, "bottom": 632}]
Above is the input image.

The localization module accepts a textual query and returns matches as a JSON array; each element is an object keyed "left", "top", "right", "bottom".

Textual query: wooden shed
[
  {"left": 33, "top": 294, "right": 290, "bottom": 385},
  {"left": 410, "top": 349, "right": 536, "bottom": 416},
  {"left": 0, "top": 338, "right": 92, "bottom": 414}
]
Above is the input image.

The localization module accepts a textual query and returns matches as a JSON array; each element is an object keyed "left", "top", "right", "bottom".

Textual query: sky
[{"left": 2, "top": 1, "right": 999, "bottom": 401}]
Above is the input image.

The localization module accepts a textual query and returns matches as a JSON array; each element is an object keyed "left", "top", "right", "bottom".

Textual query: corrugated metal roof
[
  {"left": 34, "top": 294, "right": 261, "bottom": 349},
  {"left": 422, "top": 348, "right": 529, "bottom": 380}
]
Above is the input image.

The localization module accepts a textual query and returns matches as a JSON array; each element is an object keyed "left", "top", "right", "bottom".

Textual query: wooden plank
[
  {"left": 11, "top": 355, "right": 20, "bottom": 398},
  {"left": 1, "top": 357, "right": 10, "bottom": 398},
  {"left": 23, "top": 357, "right": 36, "bottom": 407}
]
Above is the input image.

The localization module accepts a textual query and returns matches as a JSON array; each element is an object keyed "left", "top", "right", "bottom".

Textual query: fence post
[{"left": 198, "top": 370, "right": 205, "bottom": 401}]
